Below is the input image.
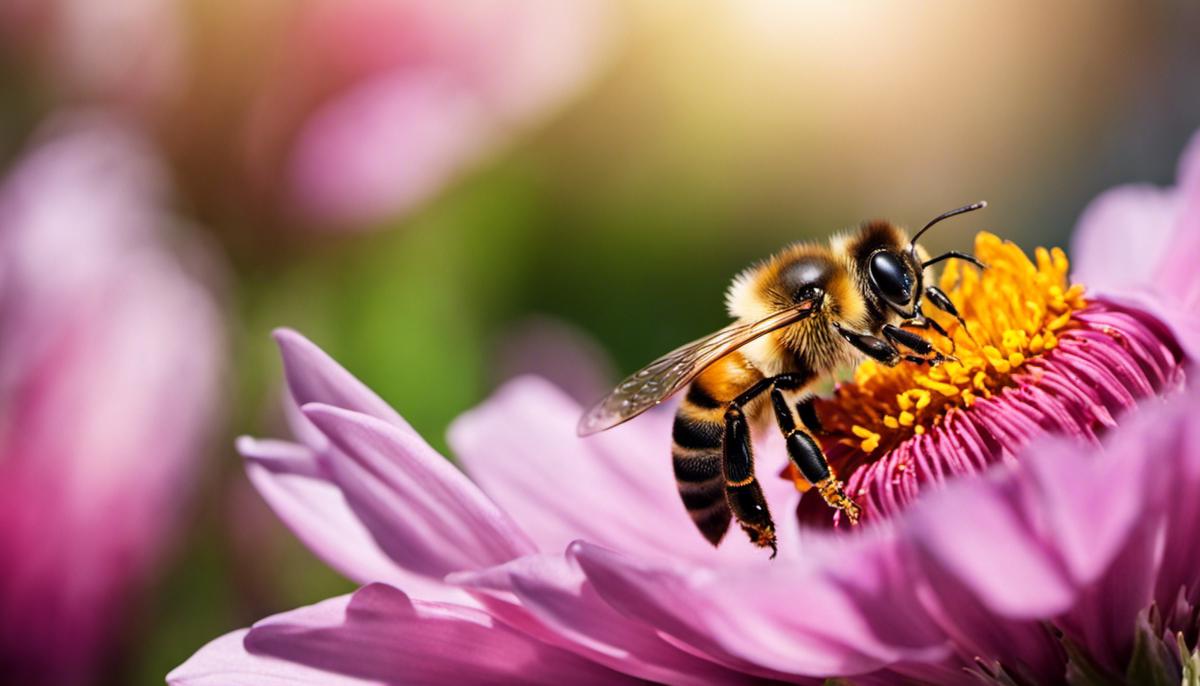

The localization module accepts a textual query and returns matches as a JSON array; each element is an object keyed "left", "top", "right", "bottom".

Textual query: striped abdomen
[{"left": 671, "top": 353, "right": 763, "bottom": 545}]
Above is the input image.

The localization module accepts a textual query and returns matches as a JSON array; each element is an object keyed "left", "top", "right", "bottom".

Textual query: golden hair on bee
[{"left": 578, "top": 202, "right": 988, "bottom": 557}]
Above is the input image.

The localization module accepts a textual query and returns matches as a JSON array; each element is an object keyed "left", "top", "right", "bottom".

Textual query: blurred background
[{"left": 0, "top": 1, "right": 1198, "bottom": 683}]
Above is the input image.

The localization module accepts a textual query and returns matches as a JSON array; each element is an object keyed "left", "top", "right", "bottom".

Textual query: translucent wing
[{"left": 577, "top": 300, "right": 820, "bottom": 436}]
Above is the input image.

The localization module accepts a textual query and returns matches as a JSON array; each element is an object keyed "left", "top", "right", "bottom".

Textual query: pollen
[{"left": 818, "top": 232, "right": 1087, "bottom": 458}]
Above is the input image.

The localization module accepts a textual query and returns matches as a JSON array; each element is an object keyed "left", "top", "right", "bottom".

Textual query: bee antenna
[{"left": 909, "top": 201, "right": 988, "bottom": 248}]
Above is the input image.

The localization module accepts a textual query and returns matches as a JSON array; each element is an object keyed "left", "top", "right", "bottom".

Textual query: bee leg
[
  {"left": 770, "top": 386, "right": 861, "bottom": 525},
  {"left": 901, "top": 313, "right": 953, "bottom": 344},
  {"left": 722, "top": 398, "right": 777, "bottom": 557},
  {"left": 718, "top": 373, "right": 809, "bottom": 557},
  {"left": 832, "top": 322, "right": 909, "bottom": 367},
  {"left": 882, "top": 323, "right": 950, "bottom": 365},
  {"left": 795, "top": 396, "right": 824, "bottom": 435},
  {"left": 924, "top": 285, "right": 975, "bottom": 342}
]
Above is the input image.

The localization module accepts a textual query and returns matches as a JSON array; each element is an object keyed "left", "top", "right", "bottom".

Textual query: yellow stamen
[{"left": 816, "top": 232, "right": 1087, "bottom": 456}]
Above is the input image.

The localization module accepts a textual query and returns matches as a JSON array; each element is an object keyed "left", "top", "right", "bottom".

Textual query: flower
[
  {"left": 0, "top": 115, "right": 223, "bottom": 685},
  {"left": 801, "top": 232, "right": 1184, "bottom": 524},
  {"left": 173, "top": 131, "right": 1200, "bottom": 684},
  {"left": 242, "top": 0, "right": 613, "bottom": 228},
  {"left": 173, "top": 333, "right": 1200, "bottom": 685},
  {"left": 792, "top": 127, "right": 1200, "bottom": 527}
]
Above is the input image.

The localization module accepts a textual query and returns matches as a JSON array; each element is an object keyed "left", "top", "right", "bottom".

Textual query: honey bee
[{"left": 578, "top": 202, "right": 988, "bottom": 556}]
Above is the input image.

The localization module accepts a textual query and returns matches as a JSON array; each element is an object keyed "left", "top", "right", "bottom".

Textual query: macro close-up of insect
[
  {"left": 579, "top": 202, "right": 990, "bottom": 557},
  {"left": 8, "top": 2, "right": 1199, "bottom": 681}
]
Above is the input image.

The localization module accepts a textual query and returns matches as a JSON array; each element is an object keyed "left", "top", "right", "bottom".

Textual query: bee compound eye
[{"left": 869, "top": 251, "right": 913, "bottom": 306}]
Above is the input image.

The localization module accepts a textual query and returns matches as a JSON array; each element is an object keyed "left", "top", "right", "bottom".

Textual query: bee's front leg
[
  {"left": 882, "top": 324, "right": 952, "bottom": 365},
  {"left": 900, "top": 311, "right": 955, "bottom": 352},
  {"left": 832, "top": 322, "right": 911, "bottom": 367}
]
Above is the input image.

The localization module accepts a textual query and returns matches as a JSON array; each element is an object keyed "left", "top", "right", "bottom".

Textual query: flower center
[
  {"left": 793, "top": 231, "right": 1185, "bottom": 524},
  {"left": 819, "top": 232, "right": 1086, "bottom": 455}
]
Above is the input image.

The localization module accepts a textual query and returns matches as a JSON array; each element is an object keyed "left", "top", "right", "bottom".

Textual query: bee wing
[{"left": 576, "top": 300, "right": 820, "bottom": 436}]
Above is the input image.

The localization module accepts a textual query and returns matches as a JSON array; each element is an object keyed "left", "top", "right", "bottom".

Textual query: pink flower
[
  {"left": 243, "top": 0, "right": 612, "bottom": 228},
  {"left": 0, "top": 115, "right": 223, "bottom": 685},
  {"left": 0, "top": 0, "right": 184, "bottom": 112},
  {"left": 1071, "top": 130, "right": 1200, "bottom": 357},
  {"left": 172, "top": 132, "right": 1200, "bottom": 684}
]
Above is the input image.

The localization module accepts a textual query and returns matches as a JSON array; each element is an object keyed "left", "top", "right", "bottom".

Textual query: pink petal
[
  {"left": 451, "top": 554, "right": 756, "bottom": 685},
  {"left": 1053, "top": 386, "right": 1200, "bottom": 666},
  {"left": 1138, "top": 387, "right": 1200, "bottom": 617},
  {"left": 1015, "top": 434, "right": 1143, "bottom": 586},
  {"left": 0, "top": 114, "right": 223, "bottom": 681},
  {"left": 573, "top": 538, "right": 948, "bottom": 679},
  {"left": 447, "top": 377, "right": 799, "bottom": 563},
  {"left": 239, "top": 436, "right": 470, "bottom": 603},
  {"left": 242, "top": 437, "right": 392, "bottom": 582},
  {"left": 571, "top": 387, "right": 1194, "bottom": 681},
  {"left": 908, "top": 481, "right": 1074, "bottom": 618},
  {"left": 167, "top": 629, "right": 368, "bottom": 686},
  {"left": 301, "top": 403, "right": 536, "bottom": 577},
  {"left": 288, "top": 69, "right": 491, "bottom": 225},
  {"left": 1071, "top": 127, "right": 1200, "bottom": 354},
  {"left": 1070, "top": 184, "right": 1178, "bottom": 297},
  {"left": 493, "top": 316, "right": 617, "bottom": 404},
  {"left": 275, "top": 328, "right": 405, "bottom": 428},
  {"left": 1156, "top": 128, "right": 1200, "bottom": 309},
  {"left": 243, "top": 584, "right": 633, "bottom": 685}
]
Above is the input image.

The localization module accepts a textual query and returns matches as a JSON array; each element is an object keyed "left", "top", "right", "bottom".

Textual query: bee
[{"left": 577, "top": 202, "right": 988, "bottom": 556}]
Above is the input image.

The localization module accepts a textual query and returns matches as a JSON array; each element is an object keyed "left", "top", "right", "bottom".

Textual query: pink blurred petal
[
  {"left": 243, "top": 583, "right": 632, "bottom": 685},
  {"left": 301, "top": 403, "right": 537, "bottom": 577},
  {"left": 494, "top": 316, "right": 617, "bottom": 404},
  {"left": 288, "top": 69, "right": 490, "bottom": 224},
  {"left": 1155, "top": 128, "right": 1200, "bottom": 308},
  {"left": 0, "top": 114, "right": 223, "bottom": 681},
  {"left": 1070, "top": 184, "right": 1178, "bottom": 296},
  {"left": 1072, "top": 127, "right": 1200, "bottom": 354},
  {"left": 249, "top": 0, "right": 613, "bottom": 227}
]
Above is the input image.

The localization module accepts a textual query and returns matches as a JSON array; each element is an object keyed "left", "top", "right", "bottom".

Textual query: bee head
[{"left": 865, "top": 201, "right": 988, "bottom": 319}]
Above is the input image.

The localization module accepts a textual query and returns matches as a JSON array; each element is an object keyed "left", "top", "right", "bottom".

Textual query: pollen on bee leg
[{"left": 814, "top": 476, "right": 861, "bottom": 524}]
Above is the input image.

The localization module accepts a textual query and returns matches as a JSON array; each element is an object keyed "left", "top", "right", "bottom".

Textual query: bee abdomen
[{"left": 672, "top": 412, "right": 730, "bottom": 545}]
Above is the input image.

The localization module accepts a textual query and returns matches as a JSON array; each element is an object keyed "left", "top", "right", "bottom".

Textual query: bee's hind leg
[
  {"left": 720, "top": 372, "right": 814, "bottom": 557},
  {"left": 770, "top": 382, "right": 861, "bottom": 525},
  {"left": 901, "top": 311, "right": 956, "bottom": 353},
  {"left": 721, "top": 377, "right": 778, "bottom": 557},
  {"left": 795, "top": 395, "right": 823, "bottom": 435},
  {"left": 833, "top": 322, "right": 913, "bottom": 367}
]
